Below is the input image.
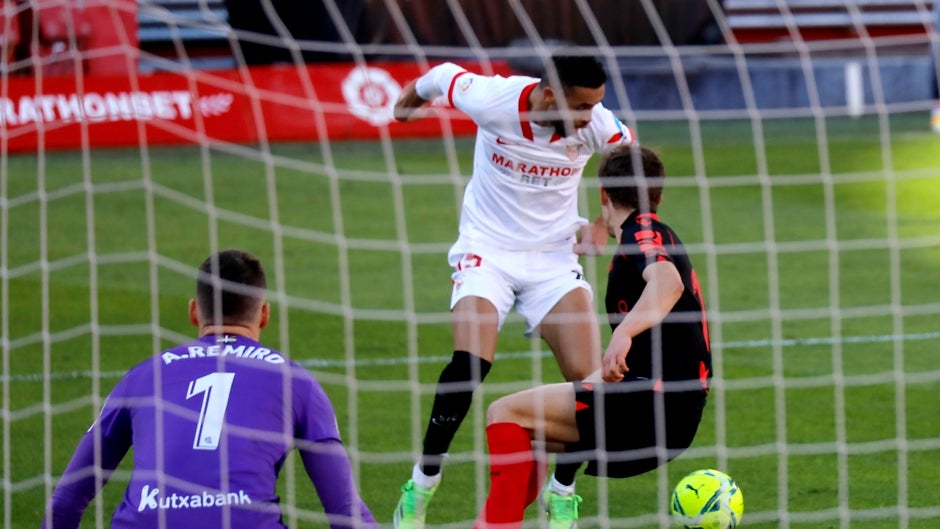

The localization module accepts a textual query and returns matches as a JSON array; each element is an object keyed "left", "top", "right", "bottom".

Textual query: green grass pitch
[{"left": 5, "top": 113, "right": 940, "bottom": 528}]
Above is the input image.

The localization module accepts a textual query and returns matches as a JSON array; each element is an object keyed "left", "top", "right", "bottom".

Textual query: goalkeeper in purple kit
[{"left": 42, "top": 249, "right": 377, "bottom": 529}]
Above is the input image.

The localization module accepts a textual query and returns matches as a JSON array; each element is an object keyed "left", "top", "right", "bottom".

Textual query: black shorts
[{"left": 565, "top": 378, "right": 707, "bottom": 478}]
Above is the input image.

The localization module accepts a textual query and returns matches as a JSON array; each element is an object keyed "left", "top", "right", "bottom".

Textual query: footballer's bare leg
[
  {"left": 487, "top": 383, "right": 580, "bottom": 447},
  {"left": 536, "top": 286, "right": 598, "bottom": 517},
  {"left": 539, "top": 287, "right": 602, "bottom": 382},
  {"left": 475, "top": 384, "right": 581, "bottom": 529},
  {"left": 395, "top": 296, "right": 501, "bottom": 529},
  {"left": 421, "top": 295, "right": 500, "bottom": 472},
  {"left": 452, "top": 295, "right": 501, "bottom": 362}
]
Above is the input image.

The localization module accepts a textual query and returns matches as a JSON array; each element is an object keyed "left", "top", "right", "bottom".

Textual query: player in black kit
[{"left": 473, "top": 144, "right": 712, "bottom": 529}]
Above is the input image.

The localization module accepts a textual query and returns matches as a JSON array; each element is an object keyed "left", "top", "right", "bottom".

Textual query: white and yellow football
[{"left": 671, "top": 469, "right": 744, "bottom": 529}]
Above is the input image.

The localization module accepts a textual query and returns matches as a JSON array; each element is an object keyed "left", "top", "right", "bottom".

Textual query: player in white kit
[{"left": 392, "top": 53, "right": 634, "bottom": 529}]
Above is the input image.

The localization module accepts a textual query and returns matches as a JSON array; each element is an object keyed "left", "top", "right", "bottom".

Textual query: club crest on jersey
[
  {"left": 566, "top": 143, "right": 583, "bottom": 161},
  {"left": 457, "top": 253, "right": 482, "bottom": 270}
]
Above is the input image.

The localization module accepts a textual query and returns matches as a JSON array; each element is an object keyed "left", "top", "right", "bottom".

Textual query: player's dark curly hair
[
  {"left": 196, "top": 249, "right": 267, "bottom": 325},
  {"left": 599, "top": 144, "right": 665, "bottom": 213},
  {"left": 544, "top": 52, "right": 608, "bottom": 90}
]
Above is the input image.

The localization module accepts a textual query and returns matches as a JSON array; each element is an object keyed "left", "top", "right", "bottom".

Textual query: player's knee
[
  {"left": 562, "top": 362, "right": 597, "bottom": 382},
  {"left": 553, "top": 344, "right": 601, "bottom": 381},
  {"left": 485, "top": 396, "right": 513, "bottom": 425}
]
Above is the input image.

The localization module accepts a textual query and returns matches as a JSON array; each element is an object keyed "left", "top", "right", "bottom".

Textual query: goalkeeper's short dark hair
[
  {"left": 544, "top": 52, "right": 608, "bottom": 90},
  {"left": 599, "top": 144, "right": 665, "bottom": 213},
  {"left": 196, "top": 249, "right": 267, "bottom": 325}
]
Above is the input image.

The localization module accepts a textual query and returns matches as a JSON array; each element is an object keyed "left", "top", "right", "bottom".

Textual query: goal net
[{"left": 5, "top": 0, "right": 940, "bottom": 528}]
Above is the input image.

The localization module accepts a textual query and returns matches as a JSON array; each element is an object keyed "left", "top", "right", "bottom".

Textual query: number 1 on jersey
[{"left": 186, "top": 372, "right": 235, "bottom": 450}]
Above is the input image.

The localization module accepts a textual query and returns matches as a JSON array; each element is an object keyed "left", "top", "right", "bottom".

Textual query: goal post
[{"left": 4, "top": 1, "right": 940, "bottom": 529}]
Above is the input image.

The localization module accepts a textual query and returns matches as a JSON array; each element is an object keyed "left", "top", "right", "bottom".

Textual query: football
[{"left": 670, "top": 469, "right": 744, "bottom": 529}]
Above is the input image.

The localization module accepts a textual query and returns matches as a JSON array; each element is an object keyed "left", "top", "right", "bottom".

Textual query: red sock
[
  {"left": 525, "top": 454, "right": 549, "bottom": 506},
  {"left": 474, "top": 422, "right": 535, "bottom": 529}
]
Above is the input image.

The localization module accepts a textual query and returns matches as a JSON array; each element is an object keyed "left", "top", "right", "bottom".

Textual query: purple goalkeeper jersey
[{"left": 43, "top": 334, "right": 377, "bottom": 529}]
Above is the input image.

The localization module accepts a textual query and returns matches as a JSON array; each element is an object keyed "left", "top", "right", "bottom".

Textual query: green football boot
[
  {"left": 393, "top": 479, "right": 438, "bottom": 529},
  {"left": 540, "top": 488, "right": 583, "bottom": 529}
]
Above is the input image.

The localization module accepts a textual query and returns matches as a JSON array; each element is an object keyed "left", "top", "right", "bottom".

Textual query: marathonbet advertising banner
[{"left": 0, "top": 61, "right": 511, "bottom": 152}]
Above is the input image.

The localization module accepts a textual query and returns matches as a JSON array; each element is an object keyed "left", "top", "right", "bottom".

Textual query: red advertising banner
[{"left": 0, "top": 61, "right": 512, "bottom": 153}]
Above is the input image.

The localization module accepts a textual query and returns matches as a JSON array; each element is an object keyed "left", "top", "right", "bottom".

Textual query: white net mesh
[{"left": 4, "top": 1, "right": 940, "bottom": 528}]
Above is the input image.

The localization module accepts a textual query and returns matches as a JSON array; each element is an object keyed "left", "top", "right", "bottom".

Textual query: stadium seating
[
  {"left": 0, "top": 0, "right": 20, "bottom": 65},
  {"left": 138, "top": 0, "right": 231, "bottom": 71},
  {"left": 3, "top": 0, "right": 137, "bottom": 76},
  {"left": 723, "top": 0, "right": 936, "bottom": 43},
  {"left": 138, "top": 0, "right": 227, "bottom": 43},
  {"left": 35, "top": 3, "right": 93, "bottom": 75}
]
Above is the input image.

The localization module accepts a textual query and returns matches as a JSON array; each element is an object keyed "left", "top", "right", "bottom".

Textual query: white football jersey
[{"left": 416, "top": 62, "right": 634, "bottom": 250}]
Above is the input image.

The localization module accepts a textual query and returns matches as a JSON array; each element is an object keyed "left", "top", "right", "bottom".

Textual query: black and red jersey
[{"left": 605, "top": 211, "right": 711, "bottom": 384}]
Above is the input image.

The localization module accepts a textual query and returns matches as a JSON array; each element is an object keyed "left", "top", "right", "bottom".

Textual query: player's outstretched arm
[
  {"left": 394, "top": 62, "right": 467, "bottom": 123},
  {"left": 601, "top": 260, "right": 683, "bottom": 382},
  {"left": 393, "top": 80, "right": 431, "bottom": 123},
  {"left": 295, "top": 374, "right": 378, "bottom": 529},
  {"left": 299, "top": 438, "right": 378, "bottom": 529},
  {"left": 42, "top": 409, "right": 131, "bottom": 529}
]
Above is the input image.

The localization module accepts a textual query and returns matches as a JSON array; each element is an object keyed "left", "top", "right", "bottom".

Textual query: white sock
[
  {"left": 412, "top": 463, "right": 443, "bottom": 489},
  {"left": 549, "top": 475, "right": 576, "bottom": 496}
]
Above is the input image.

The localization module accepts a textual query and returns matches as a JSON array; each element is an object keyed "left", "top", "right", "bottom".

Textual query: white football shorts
[{"left": 447, "top": 240, "right": 594, "bottom": 335}]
